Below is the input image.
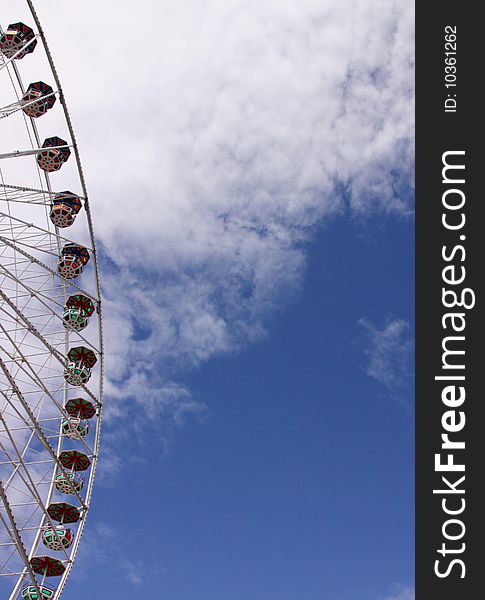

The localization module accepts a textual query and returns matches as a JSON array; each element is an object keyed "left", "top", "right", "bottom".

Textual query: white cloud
[
  {"left": 382, "top": 585, "right": 415, "bottom": 600},
  {"left": 2, "top": 0, "right": 414, "bottom": 449},
  {"left": 359, "top": 317, "right": 413, "bottom": 395},
  {"left": 73, "top": 520, "right": 162, "bottom": 587}
]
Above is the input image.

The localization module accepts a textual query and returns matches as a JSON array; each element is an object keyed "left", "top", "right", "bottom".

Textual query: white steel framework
[{"left": 0, "top": 2, "right": 103, "bottom": 599}]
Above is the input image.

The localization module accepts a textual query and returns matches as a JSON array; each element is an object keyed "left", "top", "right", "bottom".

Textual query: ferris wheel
[{"left": 0, "top": 2, "right": 103, "bottom": 599}]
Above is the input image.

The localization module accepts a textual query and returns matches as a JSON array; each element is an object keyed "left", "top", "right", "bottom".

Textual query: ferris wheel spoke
[
  {"left": 0, "top": 443, "right": 53, "bottom": 521},
  {"left": 0, "top": 292, "right": 68, "bottom": 365},
  {"left": 0, "top": 304, "right": 99, "bottom": 408},
  {"left": 0, "top": 352, "right": 65, "bottom": 427},
  {"left": 0, "top": 236, "right": 99, "bottom": 303},
  {"left": 0, "top": 455, "right": 53, "bottom": 502},
  {"left": 0, "top": 211, "right": 93, "bottom": 253},
  {"left": 0, "top": 272, "right": 100, "bottom": 354},
  {"left": 0, "top": 35, "right": 40, "bottom": 74},
  {"left": 0, "top": 184, "right": 67, "bottom": 206},
  {"left": 0, "top": 430, "right": 74, "bottom": 570},
  {"left": 0, "top": 483, "right": 43, "bottom": 598},
  {"left": 0, "top": 360, "right": 88, "bottom": 513},
  {"left": 0, "top": 90, "right": 58, "bottom": 121},
  {"left": 0, "top": 362, "right": 95, "bottom": 463},
  {"left": 0, "top": 144, "right": 72, "bottom": 162},
  {"left": 0, "top": 277, "right": 68, "bottom": 319},
  {"left": 0, "top": 332, "right": 98, "bottom": 462}
]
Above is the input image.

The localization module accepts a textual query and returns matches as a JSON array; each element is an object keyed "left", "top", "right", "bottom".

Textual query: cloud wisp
[
  {"left": 73, "top": 521, "right": 161, "bottom": 587},
  {"left": 359, "top": 317, "right": 414, "bottom": 402},
  {"left": 382, "top": 585, "right": 415, "bottom": 600}
]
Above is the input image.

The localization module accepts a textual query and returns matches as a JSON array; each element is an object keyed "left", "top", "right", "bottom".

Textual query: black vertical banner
[{"left": 416, "top": 3, "right": 482, "bottom": 599}]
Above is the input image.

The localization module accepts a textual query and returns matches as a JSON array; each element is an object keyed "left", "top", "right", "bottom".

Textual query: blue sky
[{"left": 69, "top": 212, "right": 414, "bottom": 600}]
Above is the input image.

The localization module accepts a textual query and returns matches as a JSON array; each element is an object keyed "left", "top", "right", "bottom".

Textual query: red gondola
[
  {"left": 64, "top": 397, "right": 96, "bottom": 420},
  {"left": 66, "top": 294, "right": 95, "bottom": 316},
  {"left": 47, "top": 502, "right": 81, "bottom": 524},
  {"left": 62, "top": 293, "right": 95, "bottom": 331},
  {"left": 30, "top": 556, "right": 66, "bottom": 577},
  {"left": 58, "top": 243, "right": 90, "bottom": 279},
  {"left": 0, "top": 23, "right": 37, "bottom": 59},
  {"left": 67, "top": 346, "right": 97, "bottom": 368},
  {"left": 58, "top": 450, "right": 91, "bottom": 472},
  {"left": 50, "top": 191, "right": 82, "bottom": 228},
  {"left": 36, "top": 136, "right": 70, "bottom": 172},
  {"left": 22, "top": 81, "right": 56, "bottom": 118}
]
